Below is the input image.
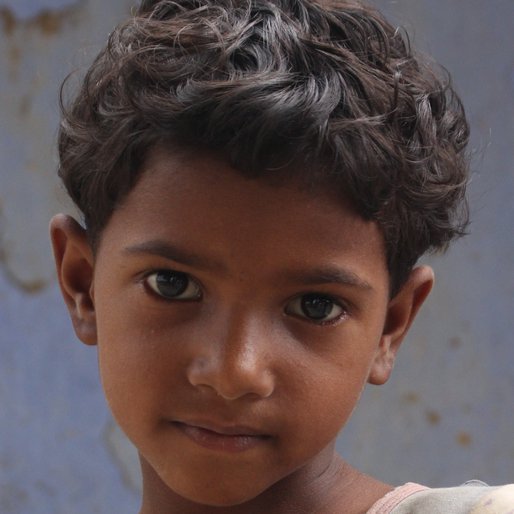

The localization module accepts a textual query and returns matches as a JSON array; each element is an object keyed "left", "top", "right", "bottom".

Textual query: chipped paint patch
[
  {"left": 0, "top": 165, "right": 64, "bottom": 292},
  {"left": 0, "top": 269, "right": 48, "bottom": 293}
]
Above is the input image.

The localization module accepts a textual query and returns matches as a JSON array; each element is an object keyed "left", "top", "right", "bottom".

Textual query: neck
[{"left": 138, "top": 448, "right": 391, "bottom": 514}]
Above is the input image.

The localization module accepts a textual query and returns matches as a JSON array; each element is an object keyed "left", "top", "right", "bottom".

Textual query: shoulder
[{"left": 388, "top": 481, "right": 514, "bottom": 514}]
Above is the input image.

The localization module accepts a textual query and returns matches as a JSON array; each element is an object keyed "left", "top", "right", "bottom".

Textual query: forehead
[{"left": 97, "top": 146, "right": 388, "bottom": 291}]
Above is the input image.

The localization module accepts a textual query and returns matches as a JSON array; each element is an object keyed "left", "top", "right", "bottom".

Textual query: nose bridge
[{"left": 187, "top": 306, "right": 275, "bottom": 400}]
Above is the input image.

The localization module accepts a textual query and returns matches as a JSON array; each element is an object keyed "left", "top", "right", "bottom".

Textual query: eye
[
  {"left": 145, "top": 270, "right": 201, "bottom": 300},
  {"left": 285, "top": 293, "right": 345, "bottom": 324}
]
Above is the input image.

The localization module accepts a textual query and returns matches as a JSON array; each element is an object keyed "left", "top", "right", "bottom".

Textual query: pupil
[
  {"left": 156, "top": 272, "right": 188, "bottom": 297},
  {"left": 301, "top": 295, "right": 333, "bottom": 320}
]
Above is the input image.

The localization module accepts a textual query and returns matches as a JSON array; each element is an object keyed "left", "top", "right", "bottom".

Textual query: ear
[
  {"left": 368, "top": 266, "right": 434, "bottom": 385},
  {"left": 50, "top": 214, "right": 97, "bottom": 345}
]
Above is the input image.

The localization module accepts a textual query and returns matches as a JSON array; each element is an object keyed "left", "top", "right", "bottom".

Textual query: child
[{"left": 50, "top": 0, "right": 513, "bottom": 512}]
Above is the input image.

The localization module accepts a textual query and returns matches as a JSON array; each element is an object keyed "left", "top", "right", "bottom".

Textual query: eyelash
[
  {"left": 284, "top": 293, "right": 348, "bottom": 325},
  {"left": 143, "top": 270, "right": 348, "bottom": 325},
  {"left": 144, "top": 270, "right": 202, "bottom": 301}
]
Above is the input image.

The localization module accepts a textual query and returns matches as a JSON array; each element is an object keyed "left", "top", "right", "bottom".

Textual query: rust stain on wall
[
  {"left": 0, "top": 7, "right": 15, "bottom": 35},
  {"left": 18, "top": 94, "right": 31, "bottom": 118},
  {"left": 0, "top": 3, "right": 81, "bottom": 38},
  {"left": 4, "top": 42, "right": 21, "bottom": 80},
  {"left": 0, "top": 484, "right": 29, "bottom": 513},
  {"left": 402, "top": 391, "right": 420, "bottom": 404},
  {"left": 456, "top": 431, "right": 472, "bottom": 448},
  {"left": 33, "top": 8, "right": 74, "bottom": 36},
  {"left": 425, "top": 410, "right": 441, "bottom": 426},
  {"left": 449, "top": 336, "right": 463, "bottom": 349}
]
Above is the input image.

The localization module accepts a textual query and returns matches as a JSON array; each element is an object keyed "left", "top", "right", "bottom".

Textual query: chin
[{"left": 140, "top": 448, "right": 279, "bottom": 508}]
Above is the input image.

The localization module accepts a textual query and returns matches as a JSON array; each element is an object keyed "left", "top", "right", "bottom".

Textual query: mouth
[{"left": 172, "top": 420, "right": 271, "bottom": 453}]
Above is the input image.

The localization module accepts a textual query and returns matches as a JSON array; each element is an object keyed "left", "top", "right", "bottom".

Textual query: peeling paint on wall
[
  {"left": 0, "top": 2, "right": 86, "bottom": 291},
  {"left": 0, "top": 0, "right": 81, "bottom": 22},
  {"left": 0, "top": 0, "right": 132, "bottom": 292},
  {"left": 0, "top": 3, "right": 82, "bottom": 38}
]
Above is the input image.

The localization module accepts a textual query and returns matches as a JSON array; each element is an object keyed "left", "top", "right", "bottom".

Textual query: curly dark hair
[{"left": 58, "top": 0, "right": 469, "bottom": 294}]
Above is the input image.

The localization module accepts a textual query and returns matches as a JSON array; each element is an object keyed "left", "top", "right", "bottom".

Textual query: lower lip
[{"left": 174, "top": 422, "right": 269, "bottom": 453}]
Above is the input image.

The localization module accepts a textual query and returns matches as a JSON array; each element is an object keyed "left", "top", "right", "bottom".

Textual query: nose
[{"left": 186, "top": 312, "right": 275, "bottom": 401}]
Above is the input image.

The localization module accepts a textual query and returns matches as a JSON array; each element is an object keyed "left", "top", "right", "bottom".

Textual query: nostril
[{"left": 186, "top": 353, "right": 275, "bottom": 401}]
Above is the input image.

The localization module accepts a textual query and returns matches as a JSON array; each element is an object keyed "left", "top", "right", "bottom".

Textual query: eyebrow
[
  {"left": 279, "top": 266, "right": 374, "bottom": 291},
  {"left": 123, "top": 240, "right": 373, "bottom": 290},
  {"left": 122, "top": 240, "right": 226, "bottom": 273}
]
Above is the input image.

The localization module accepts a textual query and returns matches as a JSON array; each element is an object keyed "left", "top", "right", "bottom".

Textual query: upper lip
[{"left": 173, "top": 419, "right": 269, "bottom": 437}]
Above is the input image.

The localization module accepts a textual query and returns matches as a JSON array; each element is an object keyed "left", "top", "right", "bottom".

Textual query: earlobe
[
  {"left": 50, "top": 214, "right": 97, "bottom": 345},
  {"left": 368, "top": 266, "right": 434, "bottom": 385}
]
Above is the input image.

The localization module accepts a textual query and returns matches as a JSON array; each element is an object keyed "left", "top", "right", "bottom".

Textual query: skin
[{"left": 50, "top": 146, "right": 433, "bottom": 514}]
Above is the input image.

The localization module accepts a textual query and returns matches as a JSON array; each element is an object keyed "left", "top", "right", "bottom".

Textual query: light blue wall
[
  {"left": 339, "top": 0, "right": 514, "bottom": 486},
  {"left": 1, "top": 1, "right": 513, "bottom": 512}
]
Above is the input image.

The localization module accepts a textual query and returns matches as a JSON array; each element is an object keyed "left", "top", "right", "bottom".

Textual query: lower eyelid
[{"left": 316, "top": 310, "right": 348, "bottom": 325}]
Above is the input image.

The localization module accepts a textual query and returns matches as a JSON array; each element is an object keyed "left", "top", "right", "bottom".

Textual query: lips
[{"left": 172, "top": 420, "right": 270, "bottom": 453}]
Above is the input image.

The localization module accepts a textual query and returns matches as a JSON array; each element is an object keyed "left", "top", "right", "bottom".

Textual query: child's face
[{"left": 52, "top": 147, "right": 432, "bottom": 508}]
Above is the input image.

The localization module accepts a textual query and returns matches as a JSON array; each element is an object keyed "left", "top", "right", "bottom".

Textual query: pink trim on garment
[{"left": 367, "top": 483, "right": 429, "bottom": 514}]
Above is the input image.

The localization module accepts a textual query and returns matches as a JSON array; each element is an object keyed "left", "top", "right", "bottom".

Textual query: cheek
[
  {"left": 94, "top": 311, "right": 174, "bottom": 432},
  {"left": 279, "top": 350, "right": 371, "bottom": 455}
]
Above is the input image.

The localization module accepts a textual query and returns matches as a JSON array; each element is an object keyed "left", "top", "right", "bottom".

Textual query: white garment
[{"left": 367, "top": 481, "right": 514, "bottom": 514}]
